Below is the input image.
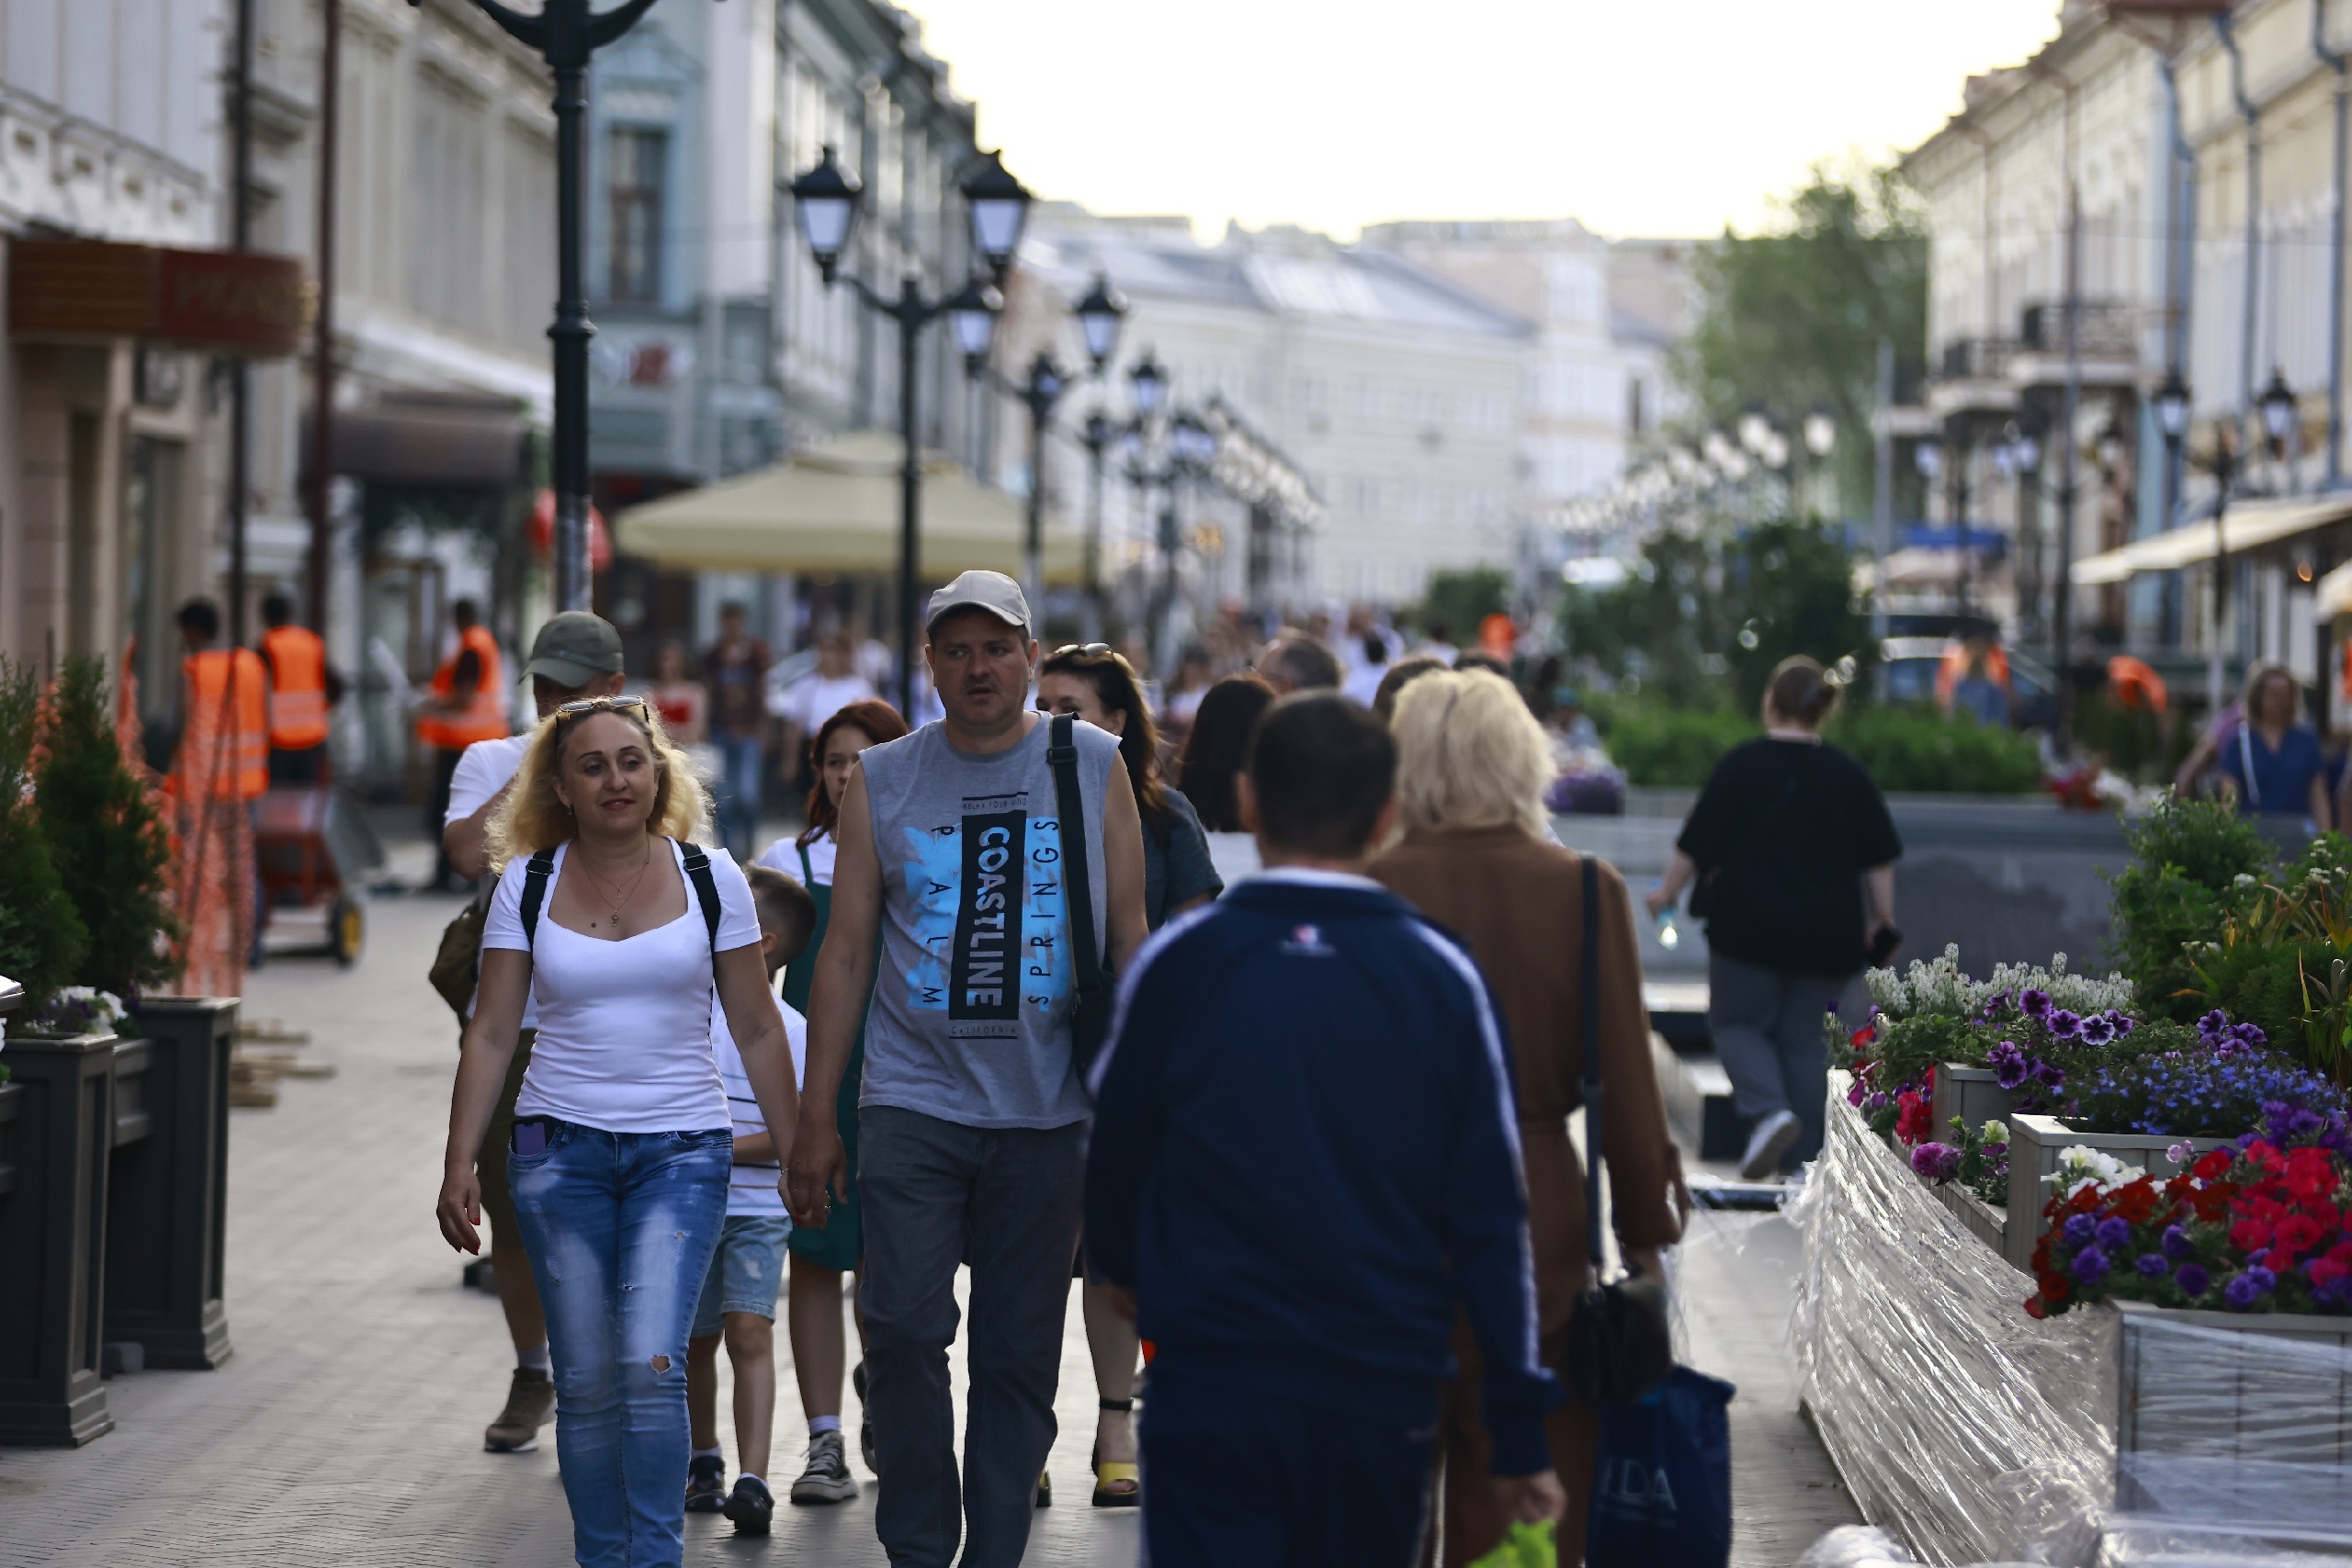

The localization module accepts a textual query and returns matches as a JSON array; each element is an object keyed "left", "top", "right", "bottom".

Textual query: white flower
[
  {"left": 2049, "top": 1145, "right": 2144, "bottom": 1198},
  {"left": 1982, "top": 1121, "right": 2009, "bottom": 1147}
]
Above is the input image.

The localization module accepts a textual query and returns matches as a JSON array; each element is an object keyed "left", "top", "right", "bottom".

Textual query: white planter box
[
  {"left": 2002, "top": 1114, "right": 2229, "bottom": 1276},
  {"left": 1928, "top": 1062, "right": 2016, "bottom": 1145},
  {"left": 1927, "top": 1178, "right": 2010, "bottom": 1260}
]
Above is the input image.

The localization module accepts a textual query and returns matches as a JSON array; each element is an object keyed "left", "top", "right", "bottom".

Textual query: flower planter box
[
  {"left": 1927, "top": 1177, "right": 2010, "bottom": 1259},
  {"left": 1928, "top": 1063, "right": 2014, "bottom": 1142},
  {"left": 2002, "top": 1114, "right": 2230, "bottom": 1277},
  {"left": 0, "top": 1031, "right": 118, "bottom": 1446},
  {"left": 109, "top": 998, "right": 235, "bottom": 1369}
]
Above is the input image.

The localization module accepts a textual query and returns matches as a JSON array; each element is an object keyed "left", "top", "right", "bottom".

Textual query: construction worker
[
  {"left": 256, "top": 592, "right": 342, "bottom": 785},
  {"left": 418, "top": 598, "right": 509, "bottom": 891},
  {"left": 169, "top": 598, "right": 270, "bottom": 996}
]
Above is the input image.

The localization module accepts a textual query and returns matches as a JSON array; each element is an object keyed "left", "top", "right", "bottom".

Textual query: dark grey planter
[
  {"left": 1928, "top": 1064, "right": 2016, "bottom": 1145},
  {"left": 110, "top": 998, "right": 235, "bottom": 1369},
  {"left": 0, "top": 1030, "right": 118, "bottom": 1446}
]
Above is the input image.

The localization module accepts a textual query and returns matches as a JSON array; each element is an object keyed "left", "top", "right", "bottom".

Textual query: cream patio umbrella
[{"left": 612, "top": 431, "right": 1082, "bottom": 580}]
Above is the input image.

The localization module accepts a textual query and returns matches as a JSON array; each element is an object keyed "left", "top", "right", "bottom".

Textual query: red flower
[
  {"left": 2232, "top": 1218, "right": 2274, "bottom": 1252},
  {"left": 2313, "top": 1258, "right": 2351, "bottom": 1288},
  {"left": 2278, "top": 1213, "right": 2324, "bottom": 1254},
  {"left": 2287, "top": 1148, "right": 2340, "bottom": 1204},
  {"left": 1894, "top": 1091, "right": 1932, "bottom": 1146},
  {"left": 2024, "top": 1295, "right": 2049, "bottom": 1320},
  {"left": 2247, "top": 1140, "right": 2289, "bottom": 1177},
  {"left": 2069, "top": 1185, "right": 2106, "bottom": 1214},
  {"left": 2328, "top": 1239, "right": 2352, "bottom": 1267},
  {"left": 2193, "top": 1149, "right": 2235, "bottom": 1182},
  {"left": 1850, "top": 1023, "right": 1876, "bottom": 1051},
  {"left": 2113, "top": 1179, "right": 2160, "bottom": 1224},
  {"left": 2037, "top": 1270, "right": 2073, "bottom": 1303}
]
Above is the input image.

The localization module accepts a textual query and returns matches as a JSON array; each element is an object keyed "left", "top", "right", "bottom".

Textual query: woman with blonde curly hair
[
  {"left": 437, "top": 694, "right": 801, "bottom": 1567},
  {"left": 1369, "top": 670, "right": 1682, "bottom": 1567}
]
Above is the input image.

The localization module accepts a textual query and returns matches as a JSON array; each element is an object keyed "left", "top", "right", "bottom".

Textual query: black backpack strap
[
  {"left": 519, "top": 849, "right": 557, "bottom": 947},
  {"left": 679, "top": 840, "right": 722, "bottom": 956},
  {"left": 1579, "top": 853, "right": 1606, "bottom": 1270},
  {"left": 1047, "top": 714, "right": 1108, "bottom": 1002}
]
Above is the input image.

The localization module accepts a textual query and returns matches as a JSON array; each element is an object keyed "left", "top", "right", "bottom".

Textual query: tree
[
  {"left": 36, "top": 658, "right": 176, "bottom": 1002},
  {"left": 1674, "top": 161, "right": 1929, "bottom": 520},
  {"left": 1561, "top": 532, "right": 1723, "bottom": 708},
  {"left": 1419, "top": 568, "right": 1510, "bottom": 643},
  {"left": 1721, "top": 520, "right": 1875, "bottom": 710}
]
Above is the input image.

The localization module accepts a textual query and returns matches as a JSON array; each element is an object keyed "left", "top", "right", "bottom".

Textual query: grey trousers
[
  {"left": 858, "top": 1105, "right": 1086, "bottom": 1568},
  {"left": 1706, "top": 951, "right": 1850, "bottom": 1165}
]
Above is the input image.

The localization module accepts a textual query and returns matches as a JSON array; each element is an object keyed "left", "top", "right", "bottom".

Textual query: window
[{"left": 608, "top": 126, "right": 668, "bottom": 303}]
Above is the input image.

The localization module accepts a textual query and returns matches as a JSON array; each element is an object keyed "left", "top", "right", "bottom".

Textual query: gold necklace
[{"left": 576, "top": 840, "right": 654, "bottom": 932}]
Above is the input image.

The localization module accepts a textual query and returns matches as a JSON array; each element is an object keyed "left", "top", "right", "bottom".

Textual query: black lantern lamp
[
  {"left": 1129, "top": 349, "right": 1168, "bottom": 421},
  {"left": 789, "top": 145, "right": 863, "bottom": 285},
  {"left": 1914, "top": 439, "right": 1942, "bottom": 479},
  {"left": 2260, "top": 368, "right": 2298, "bottom": 456},
  {"left": 2005, "top": 416, "right": 2042, "bottom": 475},
  {"left": 959, "top": 150, "right": 1034, "bottom": 278},
  {"left": 1074, "top": 275, "right": 1129, "bottom": 372},
  {"left": 2153, "top": 368, "right": 2192, "bottom": 449},
  {"left": 944, "top": 277, "right": 1003, "bottom": 374}
]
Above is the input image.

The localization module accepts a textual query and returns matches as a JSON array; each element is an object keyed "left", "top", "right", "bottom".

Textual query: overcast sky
[{"left": 899, "top": 0, "right": 2064, "bottom": 242}]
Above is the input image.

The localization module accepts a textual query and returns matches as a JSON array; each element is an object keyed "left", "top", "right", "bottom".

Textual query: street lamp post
[
  {"left": 1079, "top": 412, "right": 1114, "bottom": 637},
  {"left": 415, "top": 0, "right": 668, "bottom": 613},
  {"left": 2006, "top": 413, "right": 2046, "bottom": 643},
  {"left": 788, "top": 144, "right": 1031, "bottom": 716},
  {"left": 2154, "top": 371, "right": 2244, "bottom": 716},
  {"left": 966, "top": 274, "right": 1126, "bottom": 623}
]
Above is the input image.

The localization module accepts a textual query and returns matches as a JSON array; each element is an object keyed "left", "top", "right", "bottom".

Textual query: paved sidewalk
[{"left": 0, "top": 864, "right": 1853, "bottom": 1568}]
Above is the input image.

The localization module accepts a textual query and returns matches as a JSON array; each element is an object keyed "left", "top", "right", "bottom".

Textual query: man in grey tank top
[{"left": 789, "top": 571, "right": 1148, "bottom": 1567}]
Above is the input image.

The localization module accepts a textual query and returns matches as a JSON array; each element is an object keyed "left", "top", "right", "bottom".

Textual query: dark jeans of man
[
  {"left": 426, "top": 745, "right": 464, "bottom": 889},
  {"left": 1706, "top": 950, "right": 1856, "bottom": 1165},
  {"left": 858, "top": 1106, "right": 1084, "bottom": 1568},
  {"left": 1141, "top": 1364, "right": 1436, "bottom": 1568},
  {"left": 268, "top": 743, "right": 326, "bottom": 785}
]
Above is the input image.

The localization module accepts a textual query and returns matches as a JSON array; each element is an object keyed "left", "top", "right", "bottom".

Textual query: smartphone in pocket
[{"left": 512, "top": 1117, "right": 551, "bottom": 1157}]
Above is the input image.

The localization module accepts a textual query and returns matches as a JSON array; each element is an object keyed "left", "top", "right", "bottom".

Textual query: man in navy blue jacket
[{"left": 1085, "top": 693, "right": 1564, "bottom": 1565}]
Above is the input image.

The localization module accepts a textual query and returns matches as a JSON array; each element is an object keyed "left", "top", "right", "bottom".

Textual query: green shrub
[
  {"left": 1597, "top": 701, "right": 1755, "bottom": 787},
  {"left": 2104, "top": 795, "right": 2275, "bottom": 1022},
  {"left": 35, "top": 658, "right": 175, "bottom": 1002},
  {"left": 1830, "top": 705, "right": 2041, "bottom": 794},
  {"left": 0, "top": 660, "right": 88, "bottom": 1023}
]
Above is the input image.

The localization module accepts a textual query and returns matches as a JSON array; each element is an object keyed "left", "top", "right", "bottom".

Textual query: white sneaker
[
  {"left": 1738, "top": 1109, "right": 1802, "bottom": 1180},
  {"left": 790, "top": 1430, "right": 859, "bottom": 1505}
]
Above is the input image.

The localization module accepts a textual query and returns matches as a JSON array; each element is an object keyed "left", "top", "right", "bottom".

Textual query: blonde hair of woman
[
  {"left": 1390, "top": 669, "right": 1554, "bottom": 838},
  {"left": 489, "top": 695, "right": 711, "bottom": 868}
]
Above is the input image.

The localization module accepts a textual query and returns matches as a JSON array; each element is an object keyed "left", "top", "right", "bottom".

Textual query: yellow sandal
[{"left": 1091, "top": 1397, "right": 1141, "bottom": 1507}]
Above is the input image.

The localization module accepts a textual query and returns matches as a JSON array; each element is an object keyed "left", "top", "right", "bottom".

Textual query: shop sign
[{"left": 9, "top": 240, "right": 308, "bottom": 357}]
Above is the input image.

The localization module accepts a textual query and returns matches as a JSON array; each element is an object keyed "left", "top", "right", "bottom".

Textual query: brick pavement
[{"left": 0, "top": 851, "right": 1853, "bottom": 1568}]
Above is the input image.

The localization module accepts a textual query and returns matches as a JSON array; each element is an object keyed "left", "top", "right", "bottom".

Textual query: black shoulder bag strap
[
  {"left": 678, "top": 840, "right": 723, "bottom": 958},
  {"left": 1047, "top": 714, "right": 1113, "bottom": 1065},
  {"left": 1579, "top": 852, "right": 1607, "bottom": 1272},
  {"left": 519, "top": 849, "right": 558, "bottom": 947}
]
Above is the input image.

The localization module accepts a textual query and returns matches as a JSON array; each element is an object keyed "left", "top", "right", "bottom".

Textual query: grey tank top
[{"left": 856, "top": 716, "right": 1119, "bottom": 1129}]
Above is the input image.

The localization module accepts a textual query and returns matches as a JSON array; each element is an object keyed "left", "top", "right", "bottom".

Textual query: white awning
[
  {"left": 2320, "top": 558, "right": 2352, "bottom": 616},
  {"left": 2071, "top": 494, "right": 2352, "bottom": 585}
]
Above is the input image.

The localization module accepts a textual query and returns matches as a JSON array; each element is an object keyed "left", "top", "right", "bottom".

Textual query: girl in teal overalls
[{"left": 764, "top": 697, "right": 908, "bottom": 1503}]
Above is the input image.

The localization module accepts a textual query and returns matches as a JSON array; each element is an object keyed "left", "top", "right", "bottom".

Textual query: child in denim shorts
[{"left": 684, "top": 865, "right": 816, "bottom": 1533}]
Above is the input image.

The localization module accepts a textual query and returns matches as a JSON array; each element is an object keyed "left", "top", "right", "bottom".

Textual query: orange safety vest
[
  {"left": 178, "top": 648, "right": 270, "bottom": 802},
  {"left": 418, "top": 624, "right": 510, "bottom": 750},
  {"left": 259, "top": 625, "right": 332, "bottom": 750}
]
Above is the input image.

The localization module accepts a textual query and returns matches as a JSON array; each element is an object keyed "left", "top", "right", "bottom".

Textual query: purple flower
[
  {"left": 1865, "top": 1091, "right": 1890, "bottom": 1112},
  {"left": 2198, "top": 1009, "right": 2232, "bottom": 1042},
  {"left": 2225, "top": 1273, "right": 2263, "bottom": 1310},
  {"left": 1988, "top": 1041, "right": 2029, "bottom": 1091},
  {"left": 1847, "top": 1080, "right": 1867, "bottom": 1107},
  {"left": 2048, "top": 1010, "right": 2083, "bottom": 1040},
  {"left": 2167, "top": 1140, "right": 2196, "bottom": 1167},
  {"left": 2161, "top": 1224, "right": 2195, "bottom": 1259},
  {"left": 2031, "top": 1060, "right": 2067, "bottom": 1091},
  {"left": 2073, "top": 1246, "right": 2111, "bottom": 1283},
  {"left": 2290, "top": 1108, "right": 2325, "bottom": 1140},
  {"left": 2233, "top": 1021, "right": 2268, "bottom": 1050},
  {"left": 2136, "top": 1253, "right": 2169, "bottom": 1278},
  {"left": 2096, "top": 1216, "right": 2133, "bottom": 1250},
  {"left": 2077, "top": 1013, "right": 2117, "bottom": 1046},
  {"left": 1911, "top": 1142, "right": 1962, "bottom": 1182},
  {"left": 2177, "top": 1263, "right": 2211, "bottom": 1298},
  {"left": 2246, "top": 1265, "right": 2278, "bottom": 1293},
  {"left": 2108, "top": 1011, "right": 2138, "bottom": 1036},
  {"left": 2063, "top": 1213, "right": 2098, "bottom": 1247},
  {"left": 2021, "top": 989, "right": 2052, "bottom": 1020}
]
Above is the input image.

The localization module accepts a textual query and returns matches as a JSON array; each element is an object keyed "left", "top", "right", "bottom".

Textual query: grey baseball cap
[
  {"left": 923, "top": 570, "right": 1031, "bottom": 637},
  {"left": 524, "top": 611, "right": 624, "bottom": 687}
]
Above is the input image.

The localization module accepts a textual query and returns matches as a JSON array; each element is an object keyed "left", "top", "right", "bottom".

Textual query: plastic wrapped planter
[{"left": 1792, "top": 1077, "right": 2352, "bottom": 1566}]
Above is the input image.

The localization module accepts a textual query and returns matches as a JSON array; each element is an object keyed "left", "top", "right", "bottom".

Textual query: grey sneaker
[
  {"left": 1738, "top": 1109, "right": 1803, "bottom": 1180},
  {"left": 684, "top": 1452, "right": 728, "bottom": 1512},
  {"left": 789, "top": 1431, "right": 857, "bottom": 1505},
  {"left": 484, "top": 1367, "right": 554, "bottom": 1452}
]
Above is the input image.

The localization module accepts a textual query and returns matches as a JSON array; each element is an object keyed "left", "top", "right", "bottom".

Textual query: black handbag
[
  {"left": 1046, "top": 714, "right": 1114, "bottom": 1074},
  {"left": 1558, "top": 853, "right": 1675, "bottom": 1404}
]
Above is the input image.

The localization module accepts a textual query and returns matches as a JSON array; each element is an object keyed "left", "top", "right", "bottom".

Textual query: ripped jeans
[{"left": 509, "top": 1119, "right": 731, "bottom": 1568}]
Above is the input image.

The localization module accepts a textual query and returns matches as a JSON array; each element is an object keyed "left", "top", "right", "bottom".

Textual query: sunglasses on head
[
  {"left": 1053, "top": 642, "right": 1114, "bottom": 659},
  {"left": 553, "top": 694, "right": 650, "bottom": 720}
]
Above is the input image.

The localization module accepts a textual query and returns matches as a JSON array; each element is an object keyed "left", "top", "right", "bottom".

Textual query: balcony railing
[{"left": 2018, "top": 300, "right": 2140, "bottom": 362}]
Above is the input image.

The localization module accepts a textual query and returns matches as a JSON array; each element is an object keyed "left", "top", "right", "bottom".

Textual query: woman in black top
[{"left": 1645, "top": 658, "right": 1901, "bottom": 1179}]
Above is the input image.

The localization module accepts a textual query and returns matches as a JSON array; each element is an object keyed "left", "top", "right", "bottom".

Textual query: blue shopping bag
[{"left": 1584, "top": 1367, "right": 1735, "bottom": 1568}]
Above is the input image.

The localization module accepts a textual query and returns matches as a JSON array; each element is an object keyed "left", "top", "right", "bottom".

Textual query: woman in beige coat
[{"left": 1369, "top": 670, "right": 1683, "bottom": 1564}]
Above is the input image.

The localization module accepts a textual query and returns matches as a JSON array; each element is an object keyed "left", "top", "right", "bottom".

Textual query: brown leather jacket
[{"left": 1371, "top": 826, "right": 1681, "bottom": 1337}]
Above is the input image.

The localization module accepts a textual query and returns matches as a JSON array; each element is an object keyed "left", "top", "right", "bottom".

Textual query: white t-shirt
[
  {"left": 445, "top": 734, "right": 535, "bottom": 825},
  {"left": 1342, "top": 662, "right": 1389, "bottom": 706},
  {"left": 481, "top": 839, "right": 762, "bottom": 1133},
  {"left": 449, "top": 732, "right": 539, "bottom": 1028},
  {"left": 755, "top": 829, "right": 835, "bottom": 887},
  {"left": 710, "top": 990, "right": 807, "bottom": 1217},
  {"left": 769, "top": 672, "right": 876, "bottom": 732}
]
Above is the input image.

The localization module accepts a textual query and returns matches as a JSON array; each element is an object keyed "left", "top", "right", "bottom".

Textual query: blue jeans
[
  {"left": 509, "top": 1120, "right": 732, "bottom": 1568},
  {"left": 712, "top": 733, "right": 766, "bottom": 861}
]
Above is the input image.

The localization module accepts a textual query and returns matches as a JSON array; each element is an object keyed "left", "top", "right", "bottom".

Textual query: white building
[{"left": 1006, "top": 206, "right": 1529, "bottom": 614}]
